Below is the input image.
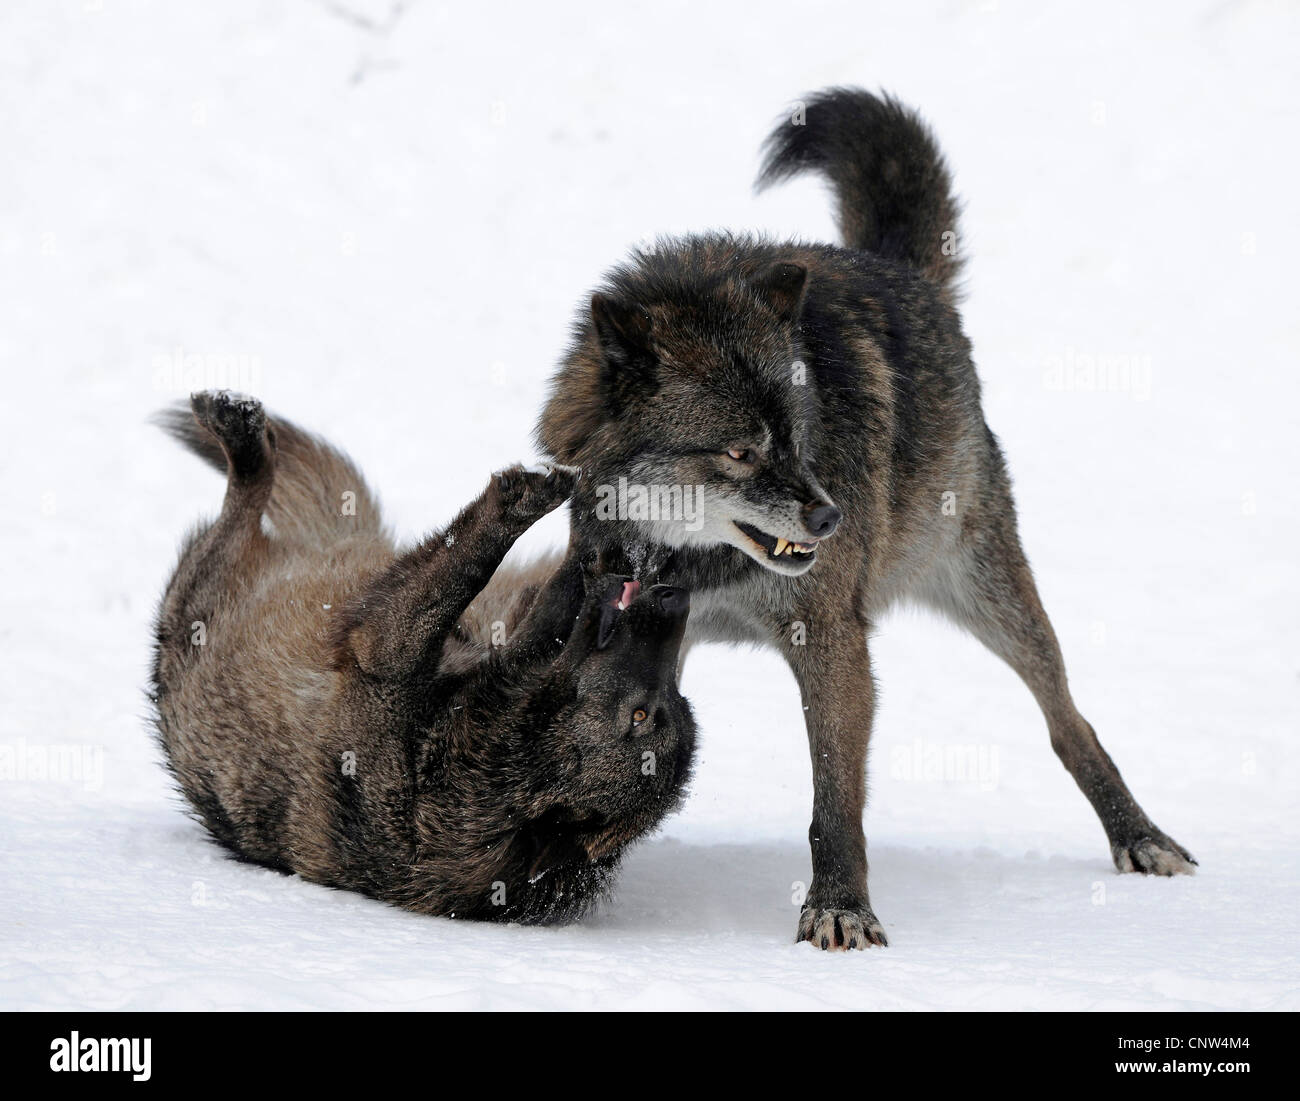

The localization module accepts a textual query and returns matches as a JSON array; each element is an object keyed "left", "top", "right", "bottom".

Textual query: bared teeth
[
  {"left": 754, "top": 529, "right": 816, "bottom": 559},
  {"left": 771, "top": 538, "right": 817, "bottom": 557}
]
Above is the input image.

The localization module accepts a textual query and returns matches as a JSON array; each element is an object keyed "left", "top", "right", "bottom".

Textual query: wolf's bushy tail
[
  {"left": 757, "top": 87, "right": 963, "bottom": 300},
  {"left": 156, "top": 399, "right": 387, "bottom": 546}
]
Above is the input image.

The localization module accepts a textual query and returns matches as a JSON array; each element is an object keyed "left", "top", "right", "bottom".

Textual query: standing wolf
[{"left": 538, "top": 88, "right": 1194, "bottom": 950}]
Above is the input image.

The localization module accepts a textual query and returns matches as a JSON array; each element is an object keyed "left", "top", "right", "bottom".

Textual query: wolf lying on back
[
  {"left": 539, "top": 88, "right": 1194, "bottom": 949},
  {"left": 152, "top": 390, "right": 695, "bottom": 923}
]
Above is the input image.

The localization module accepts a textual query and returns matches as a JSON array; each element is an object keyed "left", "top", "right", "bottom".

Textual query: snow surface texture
[{"left": 2, "top": 0, "right": 1297, "bottom": 1011}]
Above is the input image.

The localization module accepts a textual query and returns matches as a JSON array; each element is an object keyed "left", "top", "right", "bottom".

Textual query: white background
[{"left": 1, "top": 0, "right": 1296, "bottom": 1010}]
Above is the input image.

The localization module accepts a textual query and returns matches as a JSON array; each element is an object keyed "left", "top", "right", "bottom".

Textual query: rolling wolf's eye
[
  {"left": 632, "top": 708, "right": 648, "bottom": 725},
  {"left": 725, "top": 447, "right": 753, "bottom": 463}
]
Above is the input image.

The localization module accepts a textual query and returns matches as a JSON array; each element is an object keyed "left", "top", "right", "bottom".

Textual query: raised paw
[
  {"left": 492, "top": 461, "right": 581, "bottom": 519},
  {"left": 190, "top": 390, "right": 271, "bottom": 479},
  {"left": 191, "top": 389, "right": 265, "bottom": 439},
  {"left": 796, "top": 905, "right": 888, "bottom": 951},
  {"left": 1112, "top": 832, "right": 1197, "bottom": 876}
]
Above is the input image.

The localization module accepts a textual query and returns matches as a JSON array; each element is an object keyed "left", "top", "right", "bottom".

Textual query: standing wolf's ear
[
  {"left": 591, "top": 294, "right": 657, "bottom": 408},
  {"left": 591, "top": 294, "right": 654, "bottom": 367},
  {"left": 751, "top": 261, "right": 808, "bottom": 323}
]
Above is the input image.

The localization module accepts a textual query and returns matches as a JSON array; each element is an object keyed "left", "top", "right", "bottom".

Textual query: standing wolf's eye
[
  {"left": 632, "top": 708, "right": 648, "bottom": 725},
  {"left": 725, "top": 447, "right": 753, "bottom": 463}
]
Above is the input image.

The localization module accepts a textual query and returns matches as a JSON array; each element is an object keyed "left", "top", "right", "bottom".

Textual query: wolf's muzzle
[
  {"left": 649, "top": 584, "right": 688, "bottom": 616},
  {"left": 803, "top": 502, "right": 842, "bottom": 538}
]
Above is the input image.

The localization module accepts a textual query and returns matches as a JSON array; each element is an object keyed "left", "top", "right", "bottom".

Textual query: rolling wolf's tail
[
  {"left": 757, "top": 87, "right": 963, "bottom": 300},
  {"left": 155, "top": 396, "right": 387, "bottom": 546}
]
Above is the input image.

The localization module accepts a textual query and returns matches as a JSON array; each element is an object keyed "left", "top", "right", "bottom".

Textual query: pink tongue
[{"left": 619, "top": 580, "right": 640, "bottom": 608}]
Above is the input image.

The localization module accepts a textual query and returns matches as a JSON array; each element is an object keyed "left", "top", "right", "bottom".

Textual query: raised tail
[
  {"left": 757, "top": 87, "right": 963, "bottom": 300},
  {"left": 155, "top": 393, "right": 388, "bottom": 546}
]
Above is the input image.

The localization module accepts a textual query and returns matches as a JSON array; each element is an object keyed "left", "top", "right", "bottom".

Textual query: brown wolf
[
  {"left": 537, "top": 88, "right": 1194, "bottom": 949},
  {"left": 151, "top": 390, "right": 695, "bottom": 924}
]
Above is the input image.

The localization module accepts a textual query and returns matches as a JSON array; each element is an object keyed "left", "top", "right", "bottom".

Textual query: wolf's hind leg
[
  {"left": 190, "top": 390, "right": 276, "bottom": 488},
  {"left": 155, "top": 391, "right": 276, "bottom": 672},
  {"left": 921, "top": 486, "right": 1196, "bottom": 876}
]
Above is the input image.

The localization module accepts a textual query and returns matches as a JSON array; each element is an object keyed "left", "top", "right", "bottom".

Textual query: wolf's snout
[{"left": 803, "top": 502, "right": 842, "bottom": 538}]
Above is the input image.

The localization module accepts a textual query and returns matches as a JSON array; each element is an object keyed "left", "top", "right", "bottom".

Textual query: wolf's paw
[
  {"left": 493, "top": 462, "right": 581, "bottom": 518},
  {"left": 796, "top": 905, "right": 888, "bottom": 951},
  {"left": 190, "top": 390, "right": 271, "bottom": 477},
  {"left": 1112, "top": 833, "right": 1197, "bottom": 876},
  {"left": 191, "top": 389, "right": 265, "bottom": 440}
]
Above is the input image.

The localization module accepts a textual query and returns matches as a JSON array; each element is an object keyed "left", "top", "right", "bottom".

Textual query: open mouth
[
  {"left": 733, "top": 522, "right": 818, "bottom": 564},
  {"left": 611, "top": 580, "right": 640, "bottom": 610},
  {"left": 596, "top": 579, "right": 640, "bottom": 648}
]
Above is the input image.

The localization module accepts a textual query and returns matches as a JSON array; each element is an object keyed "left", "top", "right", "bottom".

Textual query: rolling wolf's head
[
  {"left": 486, "top": 572, "right": 695, "bottom": 912},
  {"left": 538, "top": 240, "right": 840, "bottom": 577},
  {"left": 544, "top": 573, "right": 695, "bottom": 839}
]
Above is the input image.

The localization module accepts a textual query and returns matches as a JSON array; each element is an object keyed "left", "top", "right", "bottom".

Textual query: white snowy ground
[{"left": 1, "top": 0, "right": 1297, "bottom": 1011}]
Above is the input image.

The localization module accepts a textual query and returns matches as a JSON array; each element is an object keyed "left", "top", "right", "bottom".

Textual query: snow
[{"left": 2, "top": 0, "right": 1298, "bottom": 1011}]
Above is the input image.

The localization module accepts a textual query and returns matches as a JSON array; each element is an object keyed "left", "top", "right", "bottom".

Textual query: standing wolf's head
[{"left": 538, "top": 237, "right": 841, "bottom": 578}]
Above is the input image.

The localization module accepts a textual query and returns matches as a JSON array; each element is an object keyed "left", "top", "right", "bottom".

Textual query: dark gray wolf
[
  {"left": 537, "top": 87, "right": 1194, "bottom": 949},
  {"left": 151, "top": 390, "right": 695, "bottom": 923}
]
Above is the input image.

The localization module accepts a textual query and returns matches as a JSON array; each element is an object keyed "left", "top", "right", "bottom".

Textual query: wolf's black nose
[
  {"left": 651, "top": 585, "right": 688, "bottom": 613},
  {"left": 804, "top": 502, "right": 842, "bottom": 538}
]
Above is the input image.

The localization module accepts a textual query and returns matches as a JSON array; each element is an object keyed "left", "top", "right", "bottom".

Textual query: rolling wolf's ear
[
  {"left": 751, "top": 261, "right": 808, "bottom": 323},
  {"left": 591, "top": 294, "right": 654, "bottom": 370},
  {"left": 526, "top": 832, "right": 587, "bottom": 882},
  {"left": 512, "top": 815, "right": 589, "bottom": 883}
]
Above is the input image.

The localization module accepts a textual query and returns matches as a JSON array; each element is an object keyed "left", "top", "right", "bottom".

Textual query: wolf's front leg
[
  {"left": 785, "top": 618, "right": 888, "bottom": 950},
  {"left": 340, "top": 464, "right": 579, "bottom": 677}
]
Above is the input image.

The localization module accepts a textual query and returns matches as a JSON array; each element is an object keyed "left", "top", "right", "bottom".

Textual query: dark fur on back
[
  {"left": 152, "top": 393, "right": 696, "bottom": 925},
  {"left": 537, "top": 87, "right": 1194, "bottom": 950},
  {"left": 539, "top": 231, "right": 970, "bottom": 499}
]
